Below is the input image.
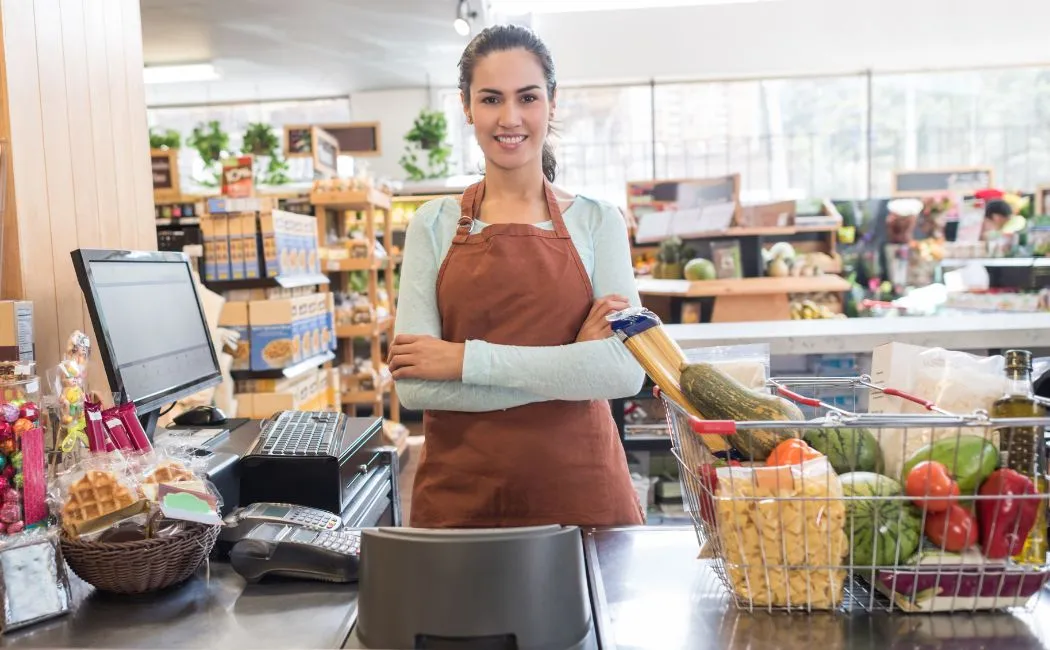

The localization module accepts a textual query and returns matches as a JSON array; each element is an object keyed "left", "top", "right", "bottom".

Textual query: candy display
[{"left": 49, "top": 332, "right": 91, "bottom": 455}]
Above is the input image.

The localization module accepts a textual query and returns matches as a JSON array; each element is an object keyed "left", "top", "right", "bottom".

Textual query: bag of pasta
[{"left": 713, "top": 456, "right": 848, "bottom": 609}]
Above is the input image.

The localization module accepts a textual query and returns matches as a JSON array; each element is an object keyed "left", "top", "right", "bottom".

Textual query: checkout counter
[{"left": 9, "top": 254, "right": 1050, "bottom": 649}]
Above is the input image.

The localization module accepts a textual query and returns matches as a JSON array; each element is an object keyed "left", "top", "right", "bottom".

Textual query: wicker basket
[{"left": 61, "top": 524, "right": 220, "bottom": 594}]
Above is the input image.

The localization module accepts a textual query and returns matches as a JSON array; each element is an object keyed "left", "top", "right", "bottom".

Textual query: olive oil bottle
[{"left": 992, "top": 349, "right": 1048, "bottom": 563}]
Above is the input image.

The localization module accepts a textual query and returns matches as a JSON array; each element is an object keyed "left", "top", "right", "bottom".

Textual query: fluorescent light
[
  {"left": 454, "top": 17, "right": 472, "bottom": 35},
  {"left": 490, "top": 0, "right": 775, "bottom": 12},
  {"left": 143, "top": 63, "right": 220, "bottom": 85}
]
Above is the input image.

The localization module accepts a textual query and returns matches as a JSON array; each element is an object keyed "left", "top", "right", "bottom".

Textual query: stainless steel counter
[
  {"left": 585, "top": 526, "right": 1050, "bottom": 650},
  {"left": 0, "top": 563, "right": 357, "bottom": 649},
  {"left": 5, "top": 526, "right": 1050, "bottom": 648}
]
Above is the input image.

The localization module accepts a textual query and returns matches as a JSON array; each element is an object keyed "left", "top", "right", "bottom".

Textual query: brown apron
[{"left": 409, "top": 179, "right": 644, "bottom": 528}]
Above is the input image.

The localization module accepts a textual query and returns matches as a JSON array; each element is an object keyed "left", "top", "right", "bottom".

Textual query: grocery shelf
[
  {"left": 336, "top": 316, "right": 394, "bottom": 339},
  {"left": 636, "top": 275, "right": 851, "bottom": 297},
  {"left": 941, "top": 257, "right": 1050, "bottom": 268},
  {"left": 156, "top": 216, "right": 200, "bottom": 227},
  {"left": 230, "top": 351, "right": 335, "bottom": 380},
  {"left": 205, "top": 273, "right": 331, "bottom": 291},
  {"left": 342, "top": 376, "right": 393, "bottom": 404},
  {"left": 310, "top": 188, "right": 392, "bottom": 210},
  {"left": 323, "top": 256, "right": 396, "bottom": 272}
]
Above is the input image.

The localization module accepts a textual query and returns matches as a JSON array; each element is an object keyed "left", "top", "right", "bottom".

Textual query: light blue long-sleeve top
[{"left": 392, "top": 194, "right": 646, "bottom": 412}]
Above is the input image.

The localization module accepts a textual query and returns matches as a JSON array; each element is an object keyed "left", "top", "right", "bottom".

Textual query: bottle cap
[{"left": 1004, "top": 349, "right": 1033, "bottom": 372}]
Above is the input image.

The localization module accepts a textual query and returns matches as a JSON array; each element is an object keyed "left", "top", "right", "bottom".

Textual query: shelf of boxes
[
  {"left": 313, "top": 187, "right": 401, "bottom": 423},
  {"left": 205, "top": 196, "right": 340, "bottom": 419}
]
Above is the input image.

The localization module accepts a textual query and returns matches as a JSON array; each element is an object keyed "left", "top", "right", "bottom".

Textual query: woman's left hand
[{"left": 388, "top": 335, "right": 465, "bottom": 381}]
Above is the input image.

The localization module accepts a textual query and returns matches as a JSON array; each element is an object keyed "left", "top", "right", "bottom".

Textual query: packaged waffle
[
  {"left": 0, "top": 528, "right": 71, "bottom": 632},
  {"left": 52, "top": 456, "right": 145, "bottom": 539}
]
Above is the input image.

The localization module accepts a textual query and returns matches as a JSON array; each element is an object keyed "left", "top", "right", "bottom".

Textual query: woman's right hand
[{"left": 576, "top": 294, "right": 631, "bottom": 342}]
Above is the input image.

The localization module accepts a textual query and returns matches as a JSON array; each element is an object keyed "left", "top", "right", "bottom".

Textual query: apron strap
[
  {"left": 455, "top": 181, "right": 485, "bottom": 243},
  {"left": 543, "top": 180, "right": 571, "bottom": 239},
  {"left": 458, "top": 178, "right": 570, "bottom": 239}
]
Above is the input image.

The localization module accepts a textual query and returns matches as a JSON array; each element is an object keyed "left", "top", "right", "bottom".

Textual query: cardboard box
[
  {"left": 200, "top": 217, "right": 217, "bottom": 282},
  {"left": 228, "top": 212, "right": 246, "bottom": 280},
  {"left": 248, "top": 299, "right": 298, "bottom": 370},
  {"left": 207, "top": 196, "right": 274, "bottom": 214},
  {"left": 737, "top": 200, "right": 796, "bottom": 228},
  {"left": 218, "top": 301, "right": 250, "bottom": 371},
  {"left": 0, "top": 302, "right": 34, "bottom": 362},
  {"left": 240, "top": 213, "right": 262, "bottom": 279},
  {"left": 259, "top": 210, "right": 319, "bottom": 278},
  {"left": 209, "top": 215, "right": 232, "bottom": 281}
]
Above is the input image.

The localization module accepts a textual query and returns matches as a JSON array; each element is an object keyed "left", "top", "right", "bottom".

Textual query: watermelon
[
  {"left": 684, "top": 258, "right": 716, "bottom": 281},
  {"left": 844, "top": 476, "right": 922, "bottom": 568},
  {"left": 803, "top": 427, "right": 882, "bottom": 475},
  {"left": 840, "top": 472, "right": 901, "bottom": 498}
]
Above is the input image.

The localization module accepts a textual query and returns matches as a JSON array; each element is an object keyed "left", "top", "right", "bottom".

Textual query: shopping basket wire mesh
[{"left": 663, "top": 376, "right": 1050, "bottom": 614}]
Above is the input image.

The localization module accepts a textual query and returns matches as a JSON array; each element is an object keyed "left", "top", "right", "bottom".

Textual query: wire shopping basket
[{"left": 662, "top": 376, "right": 1050, "bottom": 614}]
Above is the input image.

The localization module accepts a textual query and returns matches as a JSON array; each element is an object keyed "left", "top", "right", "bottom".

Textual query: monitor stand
[{"left": 140, "top": 409, "right": 160, "bottom": 443}]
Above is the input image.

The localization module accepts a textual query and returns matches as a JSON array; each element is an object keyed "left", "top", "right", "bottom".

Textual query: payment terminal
[{"left": 228, "top": 521, "right": 362, "bottom": 583}]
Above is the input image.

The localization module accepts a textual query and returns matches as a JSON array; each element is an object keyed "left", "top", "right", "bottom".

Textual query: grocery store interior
[{"left": 4, "top": 0, "right": 1050, "bottom": 647}]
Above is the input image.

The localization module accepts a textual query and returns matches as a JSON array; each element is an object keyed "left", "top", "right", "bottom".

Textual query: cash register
[{"left": 71, "top": 249, "right": 400, "bottom": 527}]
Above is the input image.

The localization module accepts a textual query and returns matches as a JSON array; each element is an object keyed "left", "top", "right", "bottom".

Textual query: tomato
[
  {"left": 766, "top": 438, "right": 823, "bottom": 466},
  {"left": 905, "top": 460, "right": 960, "bottom": 513},
  {"left": 924, "top": 504, "right": 978, "bottom": 552}
]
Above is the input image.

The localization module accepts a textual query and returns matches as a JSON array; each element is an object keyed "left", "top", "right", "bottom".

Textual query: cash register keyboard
[{"left": 257, "top": 411, "right": 342, "bottom": 456}]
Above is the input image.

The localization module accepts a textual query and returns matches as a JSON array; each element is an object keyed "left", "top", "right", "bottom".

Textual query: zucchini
[{"left": 680, "top": 362, "right": 803, "bottom": 461}]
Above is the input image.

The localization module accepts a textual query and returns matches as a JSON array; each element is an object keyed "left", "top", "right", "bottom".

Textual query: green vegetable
[
  {"left": 846, "top": 495, "right": 922, "bottom": 569},
  {"left": 840, "top": 472, "right": 901, "bottom": 498},
  {"left": 680, "top": 362, "right": 803, "bottom": 461},
  {"left": 803, "top": 428, "right": 883, "bottom": 474},
  {"left": 901, "top": 435, "right": 998, "bottom": 495}
]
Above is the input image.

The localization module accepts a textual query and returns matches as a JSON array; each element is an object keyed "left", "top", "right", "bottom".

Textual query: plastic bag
[
  {"left": 0, "top": 528, "right": 71, "bottom": 632},
  {"left": 714, "top": 456, "right": 848, "bottom": 609},
  {"left": 51, "top": 454, "right": 143, "bottom": 539},
  {"left": 685, "top": 343, "right": 770, "bottom": 391}
]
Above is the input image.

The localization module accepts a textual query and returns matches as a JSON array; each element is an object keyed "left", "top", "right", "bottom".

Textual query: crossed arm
[{"left": 391, "top": 199, "right": 645, "bottom": 412}]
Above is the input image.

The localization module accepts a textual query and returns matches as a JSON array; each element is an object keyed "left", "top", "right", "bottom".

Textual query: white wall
[
  {"left": 534, "top": 0, "right": 1050, "bottom": 85},
  {"left": 349, "top": 88, "right": 434, "bottom": 180}
]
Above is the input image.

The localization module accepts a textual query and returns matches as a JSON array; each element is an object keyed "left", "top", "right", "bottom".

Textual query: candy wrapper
[
  {"left": 116, "top": 402, "right": 152, "bottom": 452},
  {"left": 101, "top": 407, "right": 134, "bottom": 452},
  {"left": 0, "top": 528, "right": 71, "bottom": 632},
  {"left": 82, "top": 400, "right": 108, "bottom": 453},
  {"left": 47, "top": 332, "right": 92, "bottom": 456}
]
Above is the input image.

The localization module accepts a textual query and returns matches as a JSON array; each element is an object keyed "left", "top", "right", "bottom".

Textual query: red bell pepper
[{"left": 976, "top": 468, "right": 1039, "bottom": 559}]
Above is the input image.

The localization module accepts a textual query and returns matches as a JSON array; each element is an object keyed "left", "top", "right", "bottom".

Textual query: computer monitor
[{"left": 71, "top": 249, "right": 222, "bottom": 438}]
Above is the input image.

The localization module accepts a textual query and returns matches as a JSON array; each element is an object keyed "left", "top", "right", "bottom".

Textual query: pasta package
[
  {"left": 714, "top": 457, "right": 848, "bottom": 609},
  {"left": 609, "top": 308, "right": 729, "bottom": 452}
]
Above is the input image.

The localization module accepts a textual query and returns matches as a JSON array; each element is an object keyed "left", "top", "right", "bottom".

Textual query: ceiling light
[
  {"left": 455, "top": 0, "right": 476, "bottom": 35},
  {"left": 143, "top": 63, "right": 220, "bottom": 85},
  {"left": 490, "top": 0, "right": 777, "bottom": 13}
]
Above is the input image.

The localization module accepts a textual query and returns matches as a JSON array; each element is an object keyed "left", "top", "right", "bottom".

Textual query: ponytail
[{"left": 541, "top": 140, "right": 557, "bottom": 182}]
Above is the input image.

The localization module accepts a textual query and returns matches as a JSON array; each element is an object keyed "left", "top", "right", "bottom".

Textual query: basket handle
[
  {"left": 881, "top": 387, "right": 938, "bottom": 411},
  {"left": 774, "top": 385, "right": 822, "bottom": 408},
  {"left": 689, "top": 420, "right": 737, "bottom": 435}
]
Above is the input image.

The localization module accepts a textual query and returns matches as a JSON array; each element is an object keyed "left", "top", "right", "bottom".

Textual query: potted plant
[
  {"left": 653, "top": 236, "right": 694, "bottom": 279},
  {"left": 399, "top": 109, "right": 452, "bottom": 181},
  {"left": 241, "top": 122, "right": 290, "bottom": 186},
  {"left": 149, "top": 128, "right": 181, "bottom": 150},
  {"left": 186, "top": 120, "right": 230, "bottom": 187}
]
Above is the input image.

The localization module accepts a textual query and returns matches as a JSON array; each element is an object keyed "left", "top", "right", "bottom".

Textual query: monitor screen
[{"left": 72, "top": 250, "right": 222, "bottom": 414}]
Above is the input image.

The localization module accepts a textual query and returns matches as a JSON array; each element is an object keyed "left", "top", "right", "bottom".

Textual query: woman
[{"left": 389, "top": 25, "right": 645, "bottom": 529}]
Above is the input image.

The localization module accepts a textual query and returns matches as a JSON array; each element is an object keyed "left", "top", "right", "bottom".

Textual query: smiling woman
[{"left": 390, "top": 25, "right": 645, "bottom": 531}]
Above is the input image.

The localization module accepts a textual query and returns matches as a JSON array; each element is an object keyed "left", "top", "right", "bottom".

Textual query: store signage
[
  {"left": 318, "top": 122, "right": 381, "bottom": 156},
  {"left": 221, "top": 155, "right": 254, "bottom": 198},
  {"left": 312, "top": 127, "right": 339, "bottom": 179},
  {"left": 284, "top": 125, "right": 313, "bottom": 158},
  {"left": 892, "top": 168, "right": 994, "bottom": 197},
  {"left": 628, "top": 174, "right": 741, "bottom": 244},
  {"left": 150, "top": 148, "right": 180, "bottom": 203}
]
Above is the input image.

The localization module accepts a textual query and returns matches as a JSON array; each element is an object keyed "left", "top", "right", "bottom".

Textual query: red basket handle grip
[
  {"left": 775, "top": 385, "right": 822, "bottom": 408},
  {"left": 689, "top": 420, "right": 737, "bottom": 435},
  {"left": 881, "top": 387, "right": 938, "bottom": 411}
]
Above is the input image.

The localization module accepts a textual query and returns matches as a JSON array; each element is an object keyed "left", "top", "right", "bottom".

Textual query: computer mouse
[{"left": 172, "top": 405, "right": 228, "bottom": 427}]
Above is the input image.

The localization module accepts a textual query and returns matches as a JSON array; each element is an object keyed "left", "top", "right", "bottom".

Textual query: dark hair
[
  {"left": 985, "top": 199, "right": 1013, "bottom": 219},
  {"left": 458, "top": 25, "right": 558, "bottom": 182}
]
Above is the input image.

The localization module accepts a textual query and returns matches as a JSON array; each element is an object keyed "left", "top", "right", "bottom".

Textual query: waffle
[
  {"left": 143, "top": 461, "right": 195, "bottom": 486},
  {"left": 61, "top": 470, "right": 135, "bottom": 525}
]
